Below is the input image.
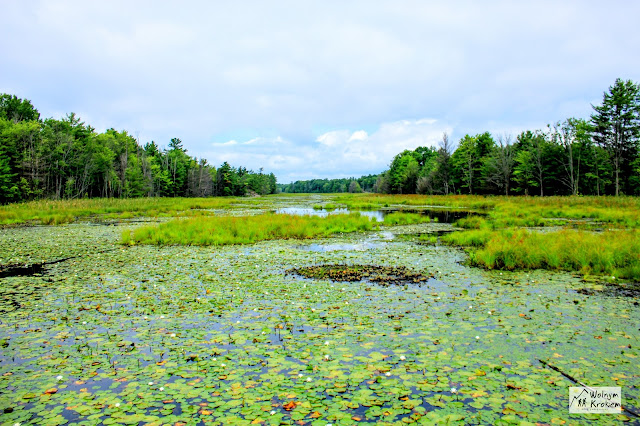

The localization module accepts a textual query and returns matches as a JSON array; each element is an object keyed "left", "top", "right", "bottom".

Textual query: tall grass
[
  {"left": 0, "top": 197, "right": 248, "bottom": 225},
  {"left": 443, "top": 228, "right": 640, "bottom": 280},
  {"left": 122, "top": 213, "right": 377, "bottom": 246},
  {"left": 382, "top": 212, "right": 432, "bottom": 226}
]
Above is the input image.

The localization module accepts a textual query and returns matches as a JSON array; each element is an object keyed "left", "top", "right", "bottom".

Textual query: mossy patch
[{"left": 287, "top": 264, "right": 432, "bottom": 285}]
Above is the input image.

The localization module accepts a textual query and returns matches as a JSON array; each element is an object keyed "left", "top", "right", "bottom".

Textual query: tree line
[
  {"left": 279, "top": 175, "right": 378, "bottom": 194},
  {"left": 0, "top": 95, "right": 277, "bottom": 204},
  {"left": 286, "top": 78, "right": 640, "bottom": 196}
]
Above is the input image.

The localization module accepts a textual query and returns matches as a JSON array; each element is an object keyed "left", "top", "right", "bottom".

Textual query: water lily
[
  {"left": 270, "top": 410, "right": 276, "bottom": 415},
  {"left": 221, "top": 363, "right": 226, "bottom": 367},
  {"left": 306, "top": 377, "right": 312, "bottom": 382},
  {"left": 148, "top": 381, "right": 153, "bottom": 386},
  {"left": 114, "top": 403, "right": 120, "bottom": 408},
  {"left": 475, "top": 336, "right": 480, "bottom": 340},
  {"left": 159, "top": 387, "right": 164, "bottom": 391},
  {"left": 56, "top": 375, "right": 63, "bottom": 381},
  {"left": 385, "top": 372, "right": 391, "bottom": 376},
  {"left": 488, "top": 311, "right": 492, "bottom": 315},
  {"left": 298, "top": 374, "right": 303, "bottom": 378},
  {"left": 170, "top": 333, "right": 176, "bottom": 337},
  {"left": 399, "top": 355, "right": 406, "bottom": 361},
  {"left": 451, "top": 387, "right": 457, "bottom": 393},
  {"left": 469, "top": 305, "right": 473, "bottom": 309},
  {"left": 324, "top": 354, "right": 330, "bottom": 360}
]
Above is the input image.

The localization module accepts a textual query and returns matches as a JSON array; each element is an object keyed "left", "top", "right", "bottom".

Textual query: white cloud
[
  {"left": 204, "top": 118, "right": 450, "bottom": 182},
  {"left": 2, "top": 1, "right": 640, "bottom": 182}
]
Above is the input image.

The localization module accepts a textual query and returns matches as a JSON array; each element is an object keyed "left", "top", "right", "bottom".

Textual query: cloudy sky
[{"left": 2, "top": 1, "right": 639, "bottom": 183}]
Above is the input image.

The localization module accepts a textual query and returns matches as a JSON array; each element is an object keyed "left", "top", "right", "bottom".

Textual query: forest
[
  {"left": 0, "top": 96, "right": 277, "bottom": 204},
  {"left": 2, "top": 78, "right": 639, "bottom": 203},
  {"left": 283, "top": 78, "right": 640, "bottom": 196}
]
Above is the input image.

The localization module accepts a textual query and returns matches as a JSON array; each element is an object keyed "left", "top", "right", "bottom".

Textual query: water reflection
[
  {"left": 275, "top": 207, "right": 478, "bottom": 223},
  {"left": 275, "top": 207, "right": 385, "bottom": 221}
]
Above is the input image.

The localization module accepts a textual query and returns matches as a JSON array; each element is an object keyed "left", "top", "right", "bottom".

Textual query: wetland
[{"left": 0, "top": 194, "right": 639, "bottom": 425}]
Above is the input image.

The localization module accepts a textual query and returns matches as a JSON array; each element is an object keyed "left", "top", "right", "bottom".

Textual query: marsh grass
[
  {"left": 444, "top": 228, "right": 640, "bottom": 280},
  {"left": 122, "top": 212, "right": 376, "bottom": 246},
  {"left": 0, "top": 197, "right": 246, "bottom": 225},
  {"left": 382, "top": 212, "right": 432, "bottom": 226}
]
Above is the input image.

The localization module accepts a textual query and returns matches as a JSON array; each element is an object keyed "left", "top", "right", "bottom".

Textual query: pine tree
[{"left": 590, "top": 79, "right": 640, "bottom": 195}]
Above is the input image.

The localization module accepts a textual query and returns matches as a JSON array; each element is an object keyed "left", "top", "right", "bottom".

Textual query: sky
[{"left": 2, "top": 1, "right": 639, "bottom": 183}]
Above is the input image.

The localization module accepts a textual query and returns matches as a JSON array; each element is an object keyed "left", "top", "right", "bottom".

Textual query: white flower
[
  {"left": 148, "top": 381, "right": 153, "bottom": 386},
  {"left": 170, "top": 333, "right": 176, "bottom": 337},
  {"left": 475, "top": 336, "right": 480, "bottom": 340},
  {"left": 488, "top": 311, "right": 492, "bottom": 315},
  {"left": 221, "top": 363, "right": 226, "bottom": 367},
  {"left": 14, "top": 423, "right": 21, "bottom": 426},
  {"left": 298, "top": 374, "right": 303, "bottom": 378},
  {"left": 345, "top": 302, "right": 349, "bottom": 305},
  {"left": 399, "top": 355, "right": 406, "bottom": 361},
  {"left": 82, "top": 321, "right": 87, "bottom": 325},
  {"left": 270, "top": 410, "right": 276, "bottom": 415},
  {"left": 159, "top": 387, "right": 164, "bottom": 391},
  {"left": 306, "top": 377, "right": 312, "bottom": 382},
  {"left": 451, "top": 387, "right": 457, "bottom": 393},
  {"left": 385, "top": 372, "right": 391, "bottom": 377},
  {"left": 212, "top": 357, "right": 217, "bottom": 361},
  {"left": 324, "top": 355, "right": 330, "bottom": 360},
  {"left": 325, "top": 341, "right": 330, "bottom": 345},
  {"left": 160, "top": 315, "right": 165, "bottom": 319},
  {"left": 56, "top": 375, "right": 63, "bottom": 381},
  {"left": 469, "top": 305, "right": 473, "bottom": 309},
  {"left": 114, "top": 403, "right": 120, "bottom": 408}
]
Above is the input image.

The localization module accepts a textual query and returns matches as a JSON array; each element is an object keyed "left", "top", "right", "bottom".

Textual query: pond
[
  {"left": 0, "top": 197, "right": 638, "bottom": 425},
  {"left": 276, "top": 206, "right": 478, "bottom": 223}
]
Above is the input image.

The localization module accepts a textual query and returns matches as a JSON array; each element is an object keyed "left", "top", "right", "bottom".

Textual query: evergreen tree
[{"left": 591, "top": 78, "right": 640, "bottom": 195}]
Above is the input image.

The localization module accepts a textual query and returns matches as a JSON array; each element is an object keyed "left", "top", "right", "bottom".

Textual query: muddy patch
[
  {"left": 577, "top": 281, "right": 640, "bottom": 298},
  {"left": 286, "top": 264, "right": 432, "bottom": 285}
]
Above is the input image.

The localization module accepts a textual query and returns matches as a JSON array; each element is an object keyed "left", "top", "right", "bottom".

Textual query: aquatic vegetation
[
  {"left": 1, "top": 194, "right": 639, "bottom": 425},
  {"left": 287, "top": 264, "right": 432, "bottom": 285},
  {"left": 445, "top": 228, "right": 640, "bottom": 280},
  {"left": 122, "top": 212, "right": 377, "bottom": 246},
  {"left": 382, "top": 212, "right": 432, "bottom": 226},
  {"left": 0, "top": 197, "right": 246, "bottom": 225}
]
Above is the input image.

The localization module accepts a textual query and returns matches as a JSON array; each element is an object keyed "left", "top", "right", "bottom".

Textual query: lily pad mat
[{"left": 0, "top": 214, "right": 638, "bottom": 425}]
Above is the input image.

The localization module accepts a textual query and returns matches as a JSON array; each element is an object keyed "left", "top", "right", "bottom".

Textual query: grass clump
[
  {"left": 382, "top": 212, "right": 431, "bottom": 226},
  {"left": 442, "top": 229, "right": 493, "bottom": 247},
  {"left": 446, "top": 228, "right": 640, "bottom": 281},
  {"left": 122, "top": 213, "right": 376, "bottom": 246}
]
